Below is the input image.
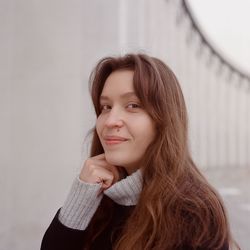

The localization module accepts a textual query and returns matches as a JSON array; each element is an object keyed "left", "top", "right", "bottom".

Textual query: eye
[
  {"left": 127, "top": 103, "right": 141, "bottom": 109},
  {"left": 100, "top": 104, "right": 111, "bottom": 112}
]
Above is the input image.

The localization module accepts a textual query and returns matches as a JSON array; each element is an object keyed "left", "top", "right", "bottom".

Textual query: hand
[{"left": 79, "top": 154, "right": 120, "bottom": 191}]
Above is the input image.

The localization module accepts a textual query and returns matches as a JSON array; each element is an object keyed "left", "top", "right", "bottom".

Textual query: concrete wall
[
  {"left": 1, "top": 0, "right": 123, "bottom": 249},
  {"left": 1, "top": 0, "right": 159, "bottom": 248}
]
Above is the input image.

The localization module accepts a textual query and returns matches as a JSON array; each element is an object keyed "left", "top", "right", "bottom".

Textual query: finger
[
  {"left": 101, "top": 174, "right": 116, "bottom": 190},
  {"left": 106, "top": 165, "right": 120, "bottom": 183},
  {"left": 92, "top": 153, "right": 105, "bottom": 160},
  {"left": 101, "top": 178, "right": 113, "bottom": 189},
  {"left": 87, "top": 159, "right": 118, "bottom": 178},
  {"left": 92, "top": 166, "right": 114, "bottom": 186},
  {"left": 92, "top": 159, "right": 111, "bottom": 167},
  {"left": 91, "top": 159, "right": 120, "bottom": 181}
]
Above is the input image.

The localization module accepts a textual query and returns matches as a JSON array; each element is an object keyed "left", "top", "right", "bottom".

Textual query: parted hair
[{"left": 85, "top": 53, "right": 237, "bottom": 249}]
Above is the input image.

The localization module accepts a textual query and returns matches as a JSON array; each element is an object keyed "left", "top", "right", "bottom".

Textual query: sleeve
[{"left": 40, "top": 177, "right": 103, "bottom": 250}]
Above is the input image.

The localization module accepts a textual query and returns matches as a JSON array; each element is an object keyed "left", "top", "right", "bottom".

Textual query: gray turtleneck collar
[{"left": 103, "top": 168, "right": 143, "bottom": 206}]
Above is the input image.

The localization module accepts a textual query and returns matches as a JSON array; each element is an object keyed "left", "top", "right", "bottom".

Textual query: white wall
[
  {"left": 1, "top": 0, "right": 155, "bottom": 248},
  {"left": 0, "top": 0, "right": 123, "bottom": 249}
]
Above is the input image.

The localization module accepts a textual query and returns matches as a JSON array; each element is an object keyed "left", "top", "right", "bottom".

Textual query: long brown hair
[{"left": 85, "top": 53, "right": 238, "bottom": 249}]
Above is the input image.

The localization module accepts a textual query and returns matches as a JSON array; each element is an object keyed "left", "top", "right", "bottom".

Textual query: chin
[
  {"left": 104, "top": 153, "right": 139, "bottom": 173},
  {"left": 104, "top": 153, "right": 128, "bottom": 167},
  {"left": 105, "top": 155, "right": 123, "bottom": 166}
]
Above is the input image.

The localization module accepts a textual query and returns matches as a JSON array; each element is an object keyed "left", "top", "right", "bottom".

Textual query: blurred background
[{"left": 1, "top": 0, "right": 249, "bottom": 249}]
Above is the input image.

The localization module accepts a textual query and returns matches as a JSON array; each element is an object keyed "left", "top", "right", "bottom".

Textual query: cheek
[
  {"left": 141, "top": 128, "right": 155, "bottom": 146},
  {"left": 133, "top": 119, "right": 156, "bottom": 145},
  {"left": 96, "top": 116, "right": 104, "bottom": 137}
]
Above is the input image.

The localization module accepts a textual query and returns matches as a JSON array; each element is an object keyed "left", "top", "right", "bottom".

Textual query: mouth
[
  {"left": 104, "top": 140, "right": 128, "bottom": 145},
  {"left": 103, "top": 136, "right": 128, "bottom": 146}
]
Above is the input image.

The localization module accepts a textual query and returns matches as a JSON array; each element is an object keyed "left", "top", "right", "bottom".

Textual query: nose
[{"left": 104, "top": 108, "right": 124, "bottom": 129}]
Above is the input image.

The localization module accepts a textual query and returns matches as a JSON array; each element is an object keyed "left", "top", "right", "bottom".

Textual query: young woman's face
[{"left": 96, "top": 70, "right": 156, "bottom": 174}]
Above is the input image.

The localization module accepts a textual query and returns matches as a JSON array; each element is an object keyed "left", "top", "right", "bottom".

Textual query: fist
[{"left": 79, "top": 154, "right": 120, "bottom": 191}]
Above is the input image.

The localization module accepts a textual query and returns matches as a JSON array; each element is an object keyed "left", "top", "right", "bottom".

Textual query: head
[
  {"left": 90, "top": 53, "right": 188, "bottom": 176},
  {"left": 95, "top": 69, "right": 156, "bottom": 174}
]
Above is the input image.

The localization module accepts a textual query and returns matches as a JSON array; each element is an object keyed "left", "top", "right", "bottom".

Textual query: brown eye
[
  {"left": 100, "top": 105, "right": 111, "bottom": 112},
  {"left": 127, "top": 103, "right": 141, "bottom": 109}
]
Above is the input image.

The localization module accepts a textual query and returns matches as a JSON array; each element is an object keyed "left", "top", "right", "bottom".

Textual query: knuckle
[
  {"left": 91, "top": 167, "right": 99, "bottom": 176},
  {"left": 88, "top": 163, "right": 95, "bottom": 169},
  {"left": 87, "top": 163, "right": 96, "bottom": 171}
]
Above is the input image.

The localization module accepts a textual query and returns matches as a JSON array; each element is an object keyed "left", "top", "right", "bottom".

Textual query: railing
[{"left": 159, "top": 0, "right": 250, "bottom": 169}]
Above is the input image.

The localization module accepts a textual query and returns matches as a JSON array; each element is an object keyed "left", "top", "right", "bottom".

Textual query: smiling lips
[{"left": 103, "top": 136, "right": 128, "bottom": 145}]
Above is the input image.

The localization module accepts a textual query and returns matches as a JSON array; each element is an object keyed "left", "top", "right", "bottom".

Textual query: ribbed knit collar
[{"left": 103, "top": 168, "right": 143, "bottom": 206}]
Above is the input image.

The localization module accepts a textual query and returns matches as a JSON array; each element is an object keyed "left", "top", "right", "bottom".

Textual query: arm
[
  {"left": 41, "top": 154, "right": 120, "bottom": 250},
  {"left": 40, "top": 177, "right": 103, "bottom": 250}
]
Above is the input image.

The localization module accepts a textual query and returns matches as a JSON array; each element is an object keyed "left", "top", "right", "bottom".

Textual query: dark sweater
[
  {"left": 41, "top": 170, "right": 229, "bottom": 250},
  {"left": 41, "top": 200, "right": 134, "bottom": 250},
  {"left": 41, "top": 204, "right": 229, "bottom": 250},
  {"left": 41, "top": 170, "right": 141, "bottom": 250}
]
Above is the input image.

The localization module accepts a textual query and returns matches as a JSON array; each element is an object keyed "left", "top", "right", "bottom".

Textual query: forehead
[
  {"left": 102, "top": 70, "right": 134, "bottom": 95},
  {"left": 100, "top": 70, "right": 135, "bottom": 98}
]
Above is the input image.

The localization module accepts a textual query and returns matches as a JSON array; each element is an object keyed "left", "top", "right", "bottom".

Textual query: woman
[{"left": 41, "top": 53, "right": 239, "bottom": 250}]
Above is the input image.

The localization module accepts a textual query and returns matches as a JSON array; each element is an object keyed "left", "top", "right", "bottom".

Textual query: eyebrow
[{"left": 100, "top": 91, "right": 138, "bottom": 101}]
